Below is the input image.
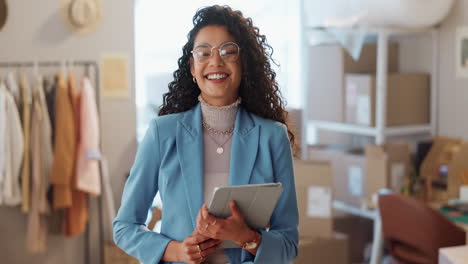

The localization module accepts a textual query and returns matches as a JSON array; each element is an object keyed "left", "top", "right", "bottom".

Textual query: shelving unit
[
  {"left": 299, "top": 6, "right": 440, "bottom": 264},
  {"left": 303, "top": 26, "right": 439, "bottom": 149}
]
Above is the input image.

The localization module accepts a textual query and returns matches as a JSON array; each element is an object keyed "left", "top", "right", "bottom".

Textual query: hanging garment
[
  {"left": 0, "top": 81, "right": 24, "bottom": 206},
  {"left": 75, "top": 77, "right": 101, "bottom": 195},
  {"left": 6, "top": 72, "right": 20, "bottom": 104},
  {"left": 50, "top": 73, "right": 75, "bottom": 209},
  {"left": 43, "top": 76, "right": 57, "bottom": 144},
  {"left": 35, "top": 75, "right": 53, "bottom": 214},
  {"left": 0, "top": 82, "right": 6, "bottom": 205},
  {"left": 19, "top": 74, "right": 32, "bottom": 213},
  {"left": 43, "top": 75, "right": 63, "bottom": 235},
  {"left": 64, "top": 72, "right": 89, "bottom": 237},
  {"left": 26, "top": 75, "right": 53, "bottom": 253}
]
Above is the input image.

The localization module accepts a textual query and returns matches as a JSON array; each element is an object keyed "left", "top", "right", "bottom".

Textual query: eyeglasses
[{"left": 191, "top": 42, "right": 240, "bottom": 64}]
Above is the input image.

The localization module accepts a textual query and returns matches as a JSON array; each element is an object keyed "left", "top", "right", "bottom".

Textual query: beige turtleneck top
[
  {"left": 200, "top": 96, "right": 240, "bottom": 204},
  {"left": 199, "top": 96, "right": 240, "bottom": 264}
]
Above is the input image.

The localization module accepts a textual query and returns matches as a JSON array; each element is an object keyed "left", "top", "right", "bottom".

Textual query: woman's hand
[
  {"left": 196, "top": 201, "right": 253, "bottom": 245},
  {"left": 176, "top": 230, "right": 222, "bottom": 264}
]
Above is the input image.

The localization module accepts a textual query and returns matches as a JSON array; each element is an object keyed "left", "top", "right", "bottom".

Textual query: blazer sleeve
[
  {"left": 113, "top": 119, "right": 172, "bottom": 264},
  {"left": 250, "top": 124, "right": 299, "bottom": 264}
]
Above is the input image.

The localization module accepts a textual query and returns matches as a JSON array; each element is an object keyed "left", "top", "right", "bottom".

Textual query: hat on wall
[
  {"left": 0, "top": 0, "right": 7, "bottom": 31},
  {"left": 59, "top": 0, "right": 102, "bottom": 34}
]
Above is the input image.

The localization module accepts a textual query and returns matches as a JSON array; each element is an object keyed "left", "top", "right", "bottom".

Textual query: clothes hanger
[
  {"left": 33, "top": 61, "right": 40, "bottom": 79},
  {"left": 61, "top": 59, "right": 66, "bottom": 77}
]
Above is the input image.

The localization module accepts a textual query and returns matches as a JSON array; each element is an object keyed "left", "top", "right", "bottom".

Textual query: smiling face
[{"left": 190, "top": 25, "right": 242, "bottom": 106}]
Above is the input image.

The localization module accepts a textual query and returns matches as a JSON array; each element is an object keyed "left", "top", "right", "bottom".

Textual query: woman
[{"left": 113, "top": 5, "right": 298, "bottom": 264}]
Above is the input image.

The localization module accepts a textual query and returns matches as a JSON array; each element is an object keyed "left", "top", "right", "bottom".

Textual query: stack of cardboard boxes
[
  {"left": 308, "top": 143, "right": 411, "bottom": 209},
  {"left": 345, "top": 73, "right": 429, "bottom": 127},
  {"left": 305, "top": 143, "right": 411, "bottom": 263},
  {"left": 340, "top": 43, "right": 429, "bottom": 128},
  {"left": 301, "top": 41, "right": 432, "bottom": 262},
  {"left": 294, "top": 160, "right": 349, "bottom": 264}
]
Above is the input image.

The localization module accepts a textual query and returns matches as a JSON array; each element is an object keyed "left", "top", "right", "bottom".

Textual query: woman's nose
[{"left": 208, "top": 48, "right": 224, "bottom": 66}]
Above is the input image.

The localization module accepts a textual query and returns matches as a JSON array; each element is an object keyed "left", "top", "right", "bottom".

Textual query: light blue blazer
[{"left": 113, "top": 103, "right": 299, "bottom": 264}]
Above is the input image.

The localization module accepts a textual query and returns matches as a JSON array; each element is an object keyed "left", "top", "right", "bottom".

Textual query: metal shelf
[
  {"left": 384, "top": 124, "right": 432, "bottom": 136},
  {"left": 332, "top": 200, "right": 377, "bottom": 220},
  {"left": 307, "top": 121, "right": 432, "bottom": 138}
]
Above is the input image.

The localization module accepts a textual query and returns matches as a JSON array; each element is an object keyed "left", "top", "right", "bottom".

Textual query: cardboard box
[
  {"left": 307, "top": 145, "right": 350, "bottom": 203},
  {"left": 446, "top": 142, "right": 468, "bottom": 200},
  {"left": 308, "top": 43, "right": 398, "bottom": 144},
  {"left": 337, "top": 149, "right": 370, "bottom": 207},
  {"left": 294, "top": 233, "right": 349, "bottom": 264},
  {"left": 308, "top": 143, "right": 411, "bottom": 208},
  {"left": 345, "top": 73, "right": 430, "bottom": 126},
  {"left": 420, "top": 137, "right": 464, "bottom": 202},
  {"left": 294, "top": 160, "right": 333, "bottom": 238},
  {"left": 333, "top": 215, "right": 373, "bottom": 263}
]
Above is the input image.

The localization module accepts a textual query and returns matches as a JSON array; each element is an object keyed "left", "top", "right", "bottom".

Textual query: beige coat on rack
[
  {"left": 26, "top": 75, "right": 53, "bottom": 253},
  {"left": 19, "top": 74, "right": 32, "bottom": 213}
]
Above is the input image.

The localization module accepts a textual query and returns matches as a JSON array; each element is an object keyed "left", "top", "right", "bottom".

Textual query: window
[{"left": 135, "top": 0, "right": 302, "bottom": 141}]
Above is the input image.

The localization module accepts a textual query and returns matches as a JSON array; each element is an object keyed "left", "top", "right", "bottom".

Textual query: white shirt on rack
[
  {"left": 0, "top": 80, "right": 24, "bottom": 206},
  {"left": 6, "top": 72, "right": 20, "bottom": 104}
]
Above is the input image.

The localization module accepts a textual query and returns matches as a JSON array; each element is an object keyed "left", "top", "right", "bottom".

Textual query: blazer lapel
[
  {"left": 229, "top": 107, "right": 259, "bottom": 186},
  {"left": 177, "top": 104, "right": 204, "bottom": 228}
]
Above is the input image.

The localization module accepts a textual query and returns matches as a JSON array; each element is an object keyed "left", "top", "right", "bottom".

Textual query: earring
[{"left": 193, "top": 77, "right": 197, "bottom": 83}]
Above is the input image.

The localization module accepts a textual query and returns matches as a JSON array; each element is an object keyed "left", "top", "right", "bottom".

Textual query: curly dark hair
[{"left": 158, "top": 5, "right": 298, "bottom": 156}]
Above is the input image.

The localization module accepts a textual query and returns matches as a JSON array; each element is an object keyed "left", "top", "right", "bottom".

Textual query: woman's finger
[
  {"left": 185, "top": 234, "right": 207, "bottom": 246},
  {"left": 201, "top": 204, "right": 210, "bottom": 219},
  {"left": 202, "top": 204, "right": 219, "bottom": 224},
  {"left": 199, "top": 238, "right": 221, "bottom": 251},
  {"left": 196, "top": 206, "right": 203, "bottom": 223},
  {"left": 228, "top": 200, "right": 243, "bottom": 220},
  {"left": 196, "top": 221, "right": 209, "bottom": 235}
]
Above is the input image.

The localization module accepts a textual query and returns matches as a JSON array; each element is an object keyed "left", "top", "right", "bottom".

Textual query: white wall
[
  {"left": 399, "top": 0, "right": 468, "bottom": 140},
  {"left": 0, "top": 1, "right": 136, "bottom": 263}
]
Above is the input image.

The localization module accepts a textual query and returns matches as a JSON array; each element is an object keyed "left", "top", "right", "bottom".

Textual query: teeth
[{"left": 207, "top": 73, "right": 227, "bottom": 80}]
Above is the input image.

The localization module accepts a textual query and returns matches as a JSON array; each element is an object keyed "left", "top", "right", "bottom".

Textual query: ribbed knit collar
[{"left": 199, "top": 95, "right": 241, "bottom": 131}]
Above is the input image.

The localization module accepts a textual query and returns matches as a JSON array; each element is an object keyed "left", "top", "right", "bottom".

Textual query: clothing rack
[
  {"left": 0, "top": 61, "right": 99, "bottom": 88},
  {"left": 0, "top": 60, "right": 104, "bottom": 264}
]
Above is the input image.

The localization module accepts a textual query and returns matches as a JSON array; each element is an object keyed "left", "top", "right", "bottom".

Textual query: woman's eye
[{"left": 195, "top": 50, "right": 210, "bottom": 57}]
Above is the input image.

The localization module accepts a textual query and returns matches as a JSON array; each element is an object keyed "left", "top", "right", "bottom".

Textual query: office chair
[{"left": 379, "top": 193, "right": 466, "bottom": 264}]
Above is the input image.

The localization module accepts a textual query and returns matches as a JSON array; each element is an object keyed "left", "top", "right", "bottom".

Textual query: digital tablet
[{"left": 208, "top": 183, "right": 283, "bottom": 248}]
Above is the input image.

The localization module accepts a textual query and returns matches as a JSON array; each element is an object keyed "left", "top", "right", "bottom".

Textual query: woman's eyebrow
[
  {"left": 194, "top": 43, "right": 211, "bottom": 48},
  {"left": 193, "top": 41, "right": 234, "bottom": 48}
]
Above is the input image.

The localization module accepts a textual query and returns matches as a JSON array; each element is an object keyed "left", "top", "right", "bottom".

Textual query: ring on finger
[
  {"left": 210, "top": 219, "right": 217, "bottom": 225},
  {"left": 197, "top": 244, "right": 202, "bottom": 253},
  {"left": 204, "top": 223, "right": 209, "bottom": 231}
]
